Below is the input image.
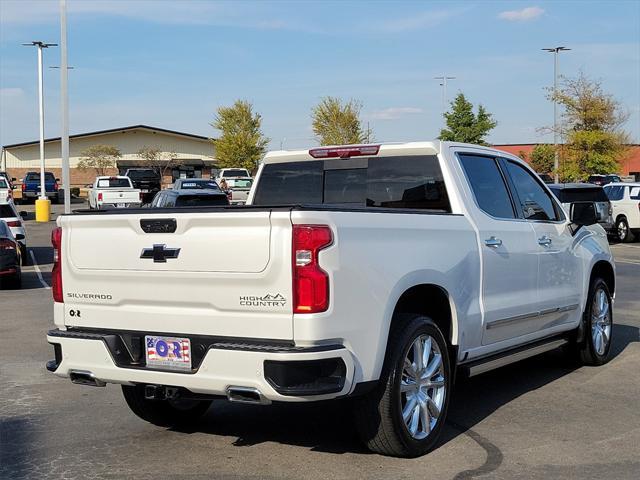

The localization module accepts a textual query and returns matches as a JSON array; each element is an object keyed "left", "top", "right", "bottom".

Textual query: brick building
[
  {"left": 1, "top": 125, "right": 217, "bottom": 187},
  {"left": 492, "top": 143, "right": 640, "bottom": 180}
]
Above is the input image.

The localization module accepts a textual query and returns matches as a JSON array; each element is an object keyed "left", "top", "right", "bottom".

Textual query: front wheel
[
  {"left": 121, "top": 385, "right": 212, "bottom": 428},
  {"left": 354, "top": 314, "right": 451, "bottom": 457},
  {"left": 568, "top": 278, "right": 613, "bottom": 366}
]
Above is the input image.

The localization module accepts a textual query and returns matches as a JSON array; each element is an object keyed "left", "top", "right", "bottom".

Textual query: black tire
[
  {"left": 568, "top": 278, "right": 613, "bottom": 366},
  {"left": 121, "top": 385, "right": 212, "bottom": 427},
  {"left": 353, "top": 314, "right": 451, "bottom": 457},
  {"left": 616, "top": 217, "right": 635, "bottom": 243},
  {"left": 21, "top": 246, "right": 28, "bottom": 266},
  {"left": 5, "top": 268, "right": 22, "bottom": 290}
]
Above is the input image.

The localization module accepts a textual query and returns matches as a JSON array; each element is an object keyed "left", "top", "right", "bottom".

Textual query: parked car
[
  {"left": 21, "top": 171, "right": 59, "bottom": 203},
  {"left": 171, "top": 179, "right": 221, "bottom": 191},
  {"left": 0, "top": 176, "right": 13, "bottom": 203},
  {"left": 225, "top": 177, "right": 253, "bottom": 205},
  {"left": 46, "top": 141, "right": 614, "bottom": 458},
  {"left": 0, "top": 219, "right": 23, "bottom": 289},
  {"left": 588, "top": 174, "right": 622, "bottom": 186},
  {"left": 603, "top": 182, "right": 640, "bottom": 242},
  {"left": 150, "top": 188, "right": 229, "bottom": 208},
  {"left": 0, "top": 200, "right": 27, "bottom": 263},
  {"left": 124, "top": 168, "right": 161, "bottom": 203},
  {"left": 88, "top": 176, "right": 142, "bottom": 210},
  {"left": 547, "top": 183, "right": 613, "bottom": 232},
  {"left": 215, "top": 168, "right": 251, "bottom": 181}
]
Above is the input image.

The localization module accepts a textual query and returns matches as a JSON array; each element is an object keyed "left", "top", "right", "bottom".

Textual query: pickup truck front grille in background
[{"left": 48, "top": 329, "right": 342, "bottom": 373}]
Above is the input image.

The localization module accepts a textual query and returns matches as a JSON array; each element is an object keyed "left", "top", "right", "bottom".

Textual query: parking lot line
[
  {"left": 29, "top": 250, "right": 51, "bottom": 289},
  {"left": 614, "top": 259, "right": 640, "bottom": 266}
]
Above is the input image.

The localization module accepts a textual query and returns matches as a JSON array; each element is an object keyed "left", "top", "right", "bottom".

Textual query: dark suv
[
  {"left": 124, "top": 169, "right": 161, "bottom": 203},
  {"left": 588, "top": 174, "right": 622, "bottom": 186}
]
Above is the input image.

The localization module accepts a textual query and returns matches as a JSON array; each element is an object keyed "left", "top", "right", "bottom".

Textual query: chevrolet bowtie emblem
[{"left": 140, "top": 244, "right": 181, "bottom": 263}]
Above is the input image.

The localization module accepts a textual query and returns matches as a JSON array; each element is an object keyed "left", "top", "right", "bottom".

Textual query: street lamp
[
  {"left": 542, "top": 46, "right": 571, "bottom": 183},
  {"left": 22, "top": 41, "right": 57, "bottom": 221},
  {"left": 434, "top": 75, "right": 456, "bottom": 120}
]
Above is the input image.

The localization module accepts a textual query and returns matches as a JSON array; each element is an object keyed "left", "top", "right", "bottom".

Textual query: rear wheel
[
  {"left": 353, "top": 314, "right": 451, "bottom": 457},
  {"left": 616, "top": 217, "right": 635, "bottom": 243},
  {"left": 121, "top": 385, "right": 212, "bottom": 427}
]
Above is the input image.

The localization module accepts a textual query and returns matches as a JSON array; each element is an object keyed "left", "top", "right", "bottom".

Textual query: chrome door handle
[
  {"left": 538, "top": 236, "right": 552, "bottom": 246},
  {"left": 484, "top": 236, "right": 502, "bottom": 248}
]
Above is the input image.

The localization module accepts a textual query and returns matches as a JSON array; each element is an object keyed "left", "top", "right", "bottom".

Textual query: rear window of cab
[{"left": 252, "top": 155, "right": 451, "bottom": 212}]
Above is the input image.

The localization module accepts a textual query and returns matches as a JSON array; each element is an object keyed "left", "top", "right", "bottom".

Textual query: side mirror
[
  {"left": 571, "top": 202, "right": 598, "bottom": 227},
  {"left": 56, "top": 178, "right": 60, "bottom": 182},
  {"left": 11, "top": 178, "right": 16, "bottom": 182},
  {"left": 15, "top": 233, "right": 25, "bottom": 241}
]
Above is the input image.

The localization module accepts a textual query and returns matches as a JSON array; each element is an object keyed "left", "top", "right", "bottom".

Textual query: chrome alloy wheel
[
  {"left": 591, "top": 287, "right": 612, "bottom": 355},
  {"left": 618, "top": 221, "right": 628, "bottom": 241},
  {"left": 400, "top": 335, "right": 446, "bottom": 440}
]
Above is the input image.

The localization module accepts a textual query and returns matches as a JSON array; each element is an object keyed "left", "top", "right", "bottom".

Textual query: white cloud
[
  {"left": 498, "top": 6, "right": 544, "bottom": 22},
  {"left": 369, "top": 107, "right": 423, "bottom": 120}
]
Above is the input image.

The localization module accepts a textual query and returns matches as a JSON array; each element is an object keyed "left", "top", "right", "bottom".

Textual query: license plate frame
[{"left": 145, "top": 336, "right": 192, "bottom": 371}]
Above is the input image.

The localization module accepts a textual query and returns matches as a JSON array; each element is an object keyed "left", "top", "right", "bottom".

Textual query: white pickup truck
[
  {"left": 87, "top": 176, "right": 142, "bottom": 210},
  {"left": 47, "top": 142, "right": 615, "bottom": 457}
]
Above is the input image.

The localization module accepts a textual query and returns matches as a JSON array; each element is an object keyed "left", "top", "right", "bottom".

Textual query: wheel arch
[{"left": 590, "top": 260, "right": 615, "bottom": 298}]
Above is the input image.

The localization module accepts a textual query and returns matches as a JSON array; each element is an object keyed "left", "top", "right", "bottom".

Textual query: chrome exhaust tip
[
  {"left": 69, "top": 370, "right": 106, "bottom": 387},
  {"left": 226, "top": 386, "right": 271, "bottom": 405}
]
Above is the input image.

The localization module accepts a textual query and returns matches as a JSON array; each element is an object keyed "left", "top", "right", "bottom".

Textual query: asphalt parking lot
[{"left": 1, "top": 204, "right": 639, "bottom": 480}]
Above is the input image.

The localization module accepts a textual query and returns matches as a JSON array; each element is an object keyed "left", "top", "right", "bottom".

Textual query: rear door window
[
  {"left": 604, "top": 186, "right": 624, "bottom": 201},
  {"left": 0, "top": 179, "right": 7, "bottom": 189},
  {"left": 175, "top": 194, "right": 228, "bottom": 207},
  {"left": 459, "top": 154, "right": 515, "bottom": 219},
  {"left": 253, "top": 155, "right": 451, "bottom": 212}
]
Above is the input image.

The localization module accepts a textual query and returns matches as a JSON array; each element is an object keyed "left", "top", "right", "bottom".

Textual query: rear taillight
[
  {"left": 292, "top": 225, "right": 332, "bottom": 314},
  {"left": 98, "top": 192, "right": 103, "bottom": 202},
  {"left": 21, "top": 183, "right": 26, "bottom": 192},
  {"left": 0, "top": 239, "right": 16, "bottom": 251},
  {"left": 53, "top": 182, "right": 59, "bottom": 191},
  {"left": 139, "top": 191, "right": 143, "bottom": 201},
  {"left": 6, "top": 220, "right": 20, "bottom": 227},
  {"left": 7, "top": 190, "right": 12, "bottom": 199},
  {"left": 51, "top": 227, "right": 63, "bottom": 303}
]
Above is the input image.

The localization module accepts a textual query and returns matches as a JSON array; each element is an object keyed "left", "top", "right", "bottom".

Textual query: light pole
[
  {"left": 23, "top": 41, "right": 57, "bottom": 221},
  {"left": 434, "top": 75, "right": 456, "bottom": 120},
  {"left": 60, "top": 0, "right": 71, "bottom": 214},
  {"left": 542, "top": 46, "right": 571, "bottom": 183}
]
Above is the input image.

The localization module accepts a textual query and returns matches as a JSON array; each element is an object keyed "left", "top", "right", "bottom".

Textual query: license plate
[
  {"left": 145, "top": 336, "right": 191, "bottom": 371},
  {"left": 142, "top": 189, "right": 149, "bottom": 193},
  {"left": 116, "top": 203, "right": 126, "bottom": 208}
]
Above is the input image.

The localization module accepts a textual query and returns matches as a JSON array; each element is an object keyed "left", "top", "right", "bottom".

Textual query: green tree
[
  {"left": 528, "top": 144, "right": 556, "bottom": 174},
  {"left": 136, "top": 146, "right": 179, "bottom": 181},
  {"left": 77, "top": 144, "right": 121, "bottom": 176},
  {"left": 211, "top": 100, "right": 269, "bottom": 171},
  {"left": 311, "top": 96, "right": 372, "bottom": 146},
  {"left": 549, "top": 72, "right": 629, "bottom": 179},
  {"left": 438, "top": 93, "right": 497, "bottom": 145}
]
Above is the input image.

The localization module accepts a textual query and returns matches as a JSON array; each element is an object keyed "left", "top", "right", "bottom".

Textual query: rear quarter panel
[{"left": 290, "top": 209, "right": 480, "bottom": 384}]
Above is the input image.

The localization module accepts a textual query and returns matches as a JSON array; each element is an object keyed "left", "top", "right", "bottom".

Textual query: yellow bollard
[{"left": 35, "top": 198, "right": 51, "bottom": 222}]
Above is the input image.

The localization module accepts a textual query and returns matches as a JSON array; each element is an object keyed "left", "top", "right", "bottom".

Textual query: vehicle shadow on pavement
[{"left": 171, "top": 324, "right": 639, "bottom": 457}]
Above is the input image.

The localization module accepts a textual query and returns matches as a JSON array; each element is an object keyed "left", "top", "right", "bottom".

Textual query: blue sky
[{"left": 1, "top": 0, "right": 639, "bottom": 150}]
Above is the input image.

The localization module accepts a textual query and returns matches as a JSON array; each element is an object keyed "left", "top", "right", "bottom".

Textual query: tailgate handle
[{"left": 140, "top": 218, "right": 177, "bottom": 234}]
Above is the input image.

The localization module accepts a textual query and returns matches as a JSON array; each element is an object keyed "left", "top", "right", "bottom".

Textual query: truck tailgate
[
  {"left": 59, "top": 209, "right": 294, "bottom": 339},
  {"left": 99, "top": 190, "right": 140, "bottom": 204}
]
